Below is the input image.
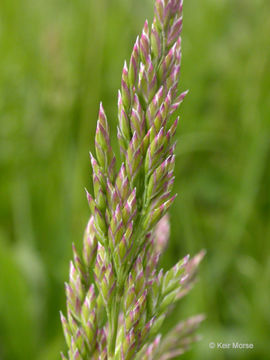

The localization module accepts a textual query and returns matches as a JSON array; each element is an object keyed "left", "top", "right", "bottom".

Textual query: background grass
[{"left": 0, "top": 0, "right": 269, "bottom": 359}]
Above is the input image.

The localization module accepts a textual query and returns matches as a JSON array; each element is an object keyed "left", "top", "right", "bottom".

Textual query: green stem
[{"left": 107, "top": 283, "right": 122, "bottom": 359}]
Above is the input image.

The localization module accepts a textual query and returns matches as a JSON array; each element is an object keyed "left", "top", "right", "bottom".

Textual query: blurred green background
[{"left": 0, "top": 0, "right": 269, "bottom": 359}]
